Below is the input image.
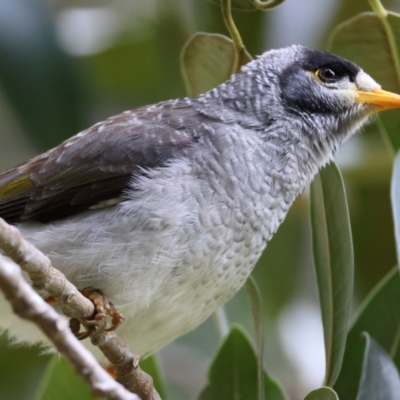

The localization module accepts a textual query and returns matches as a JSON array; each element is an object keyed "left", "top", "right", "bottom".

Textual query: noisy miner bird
[{"left": 1, "top": 45, "right": 400, "bottom": 358}]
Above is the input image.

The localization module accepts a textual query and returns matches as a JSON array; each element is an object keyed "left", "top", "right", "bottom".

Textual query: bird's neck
[
  {"left": 260, "top": 119, "right": 342, "bottom": 189},
  {"left": 196, "top": 73, "right": 276, "bottom": 129},
  {"left": 194, "top": 86, "right": 345, "bottom": 206}
]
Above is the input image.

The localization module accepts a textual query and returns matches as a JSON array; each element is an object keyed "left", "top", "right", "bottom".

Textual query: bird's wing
[{"left": 0, "top": 100, "right": 197, "bottom": 222}]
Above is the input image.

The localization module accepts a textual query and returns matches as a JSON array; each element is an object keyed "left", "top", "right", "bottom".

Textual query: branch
[
  {"left": 0, "top": 255, "right": 139, "bottom": 400},
  {"left": 0, "top": 218, "right": 161, "bottom": 400}
]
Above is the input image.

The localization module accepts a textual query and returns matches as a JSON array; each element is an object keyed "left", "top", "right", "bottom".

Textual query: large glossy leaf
[
  {"left": 328, "top": 11, "right": 400, "bottom": 151},
  {"left": 180, "top": 33, "right": 237, "bottom": 97},
  {"left": 0, "top": 333, "right": 53, "bottom": 400},
  {"left": 303, "top": 387, "right": 339, "bottom": 400},
  {"left": 180, "top": 31, "right": 251, "bottom": 97},
  {"left": 310, "top": 162, "right": 354, "bottom": 386},
  {"left": 140, "top": 354, "right": 167, "bottom": 400},
  {"left": 198, "top": 326, "right": 286, "bottom": 400},
  {"left": 0, "top": 0, "right": 85, "bottom": 150},
  {"left": 391, "top": 151, "right": 400, "bottom": 265},
  {"left": 356, "top": 334, "right": 400, "bottom": 400},
  {"left": 334, "top": 267, "right": 400, "bottom": 399}
]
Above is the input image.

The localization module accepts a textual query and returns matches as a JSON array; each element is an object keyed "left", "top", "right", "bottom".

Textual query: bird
[{"left": 0, "top": 44, "right": 400, "bottom": 359}]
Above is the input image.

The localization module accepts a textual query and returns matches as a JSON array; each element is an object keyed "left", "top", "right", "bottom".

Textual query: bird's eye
[{"left": 316, "top": 67, "right": 342, "bottom": 83}]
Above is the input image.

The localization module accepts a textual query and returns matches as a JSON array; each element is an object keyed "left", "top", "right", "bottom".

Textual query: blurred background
[{"left": 0, "top": 0, "right": 399, "bottom": 399}]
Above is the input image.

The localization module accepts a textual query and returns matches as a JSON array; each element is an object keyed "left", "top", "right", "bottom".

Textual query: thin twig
[
  {"left": 0, "top": 218, "right": 161, "bottom": 400},
  {"left": 212, "top": 307, "right": 230, "bottom": 340},
  {"left": 0, "top": 255, "right": 139, "bottom": 400},
  {"left": 0, "top": 218, "right": 95, "bottom": 322}
]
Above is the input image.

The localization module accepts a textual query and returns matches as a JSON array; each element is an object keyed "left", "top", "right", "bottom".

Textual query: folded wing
[{"left": 0, "top": 100, "right": 197, "bottom": 222}]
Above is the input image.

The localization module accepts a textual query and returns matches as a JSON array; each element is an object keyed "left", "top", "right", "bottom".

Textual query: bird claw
[
  {"left": 69, "top": 287, "right": 124, "bottom": 340},
  {"left": 44, "top": 295, "right": 58, "bottom": 305}
]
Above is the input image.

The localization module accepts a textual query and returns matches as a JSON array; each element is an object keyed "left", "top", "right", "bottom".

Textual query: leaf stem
[
  {"left": 245, "top": 276, "right": 265, "bottom": 400},
  {"left": 376, "top": 117, "right": 395, "bottom": 157},
  {"left": 369, "top": 0, "right": 400, "bottom": 96},
  {"left": 368, "top": 0, "right": 388, "bottom": 18},
  {"left": 221, "top": 0, "right": 245, "bottom": 73},
  {"left": 251, "top": 0, "right": 285, "bottom": 11},
  {"left": 213, "top": 307, "right": 230, "bottom": 340},
  {"left": 389, "top": 324, "right": 400, "bottom": 359}
]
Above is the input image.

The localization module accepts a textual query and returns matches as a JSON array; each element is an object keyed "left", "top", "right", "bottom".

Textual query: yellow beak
[{"left": 356, "top": 88, "right": 400, "bottom": 111}]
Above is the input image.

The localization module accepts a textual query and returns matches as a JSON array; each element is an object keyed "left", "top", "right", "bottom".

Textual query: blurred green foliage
[
  {"left": 2, "top": 0, "right": 400, "bottom": 399},
  {"left": 0, "top": 334, "right": 52, "bottom": 400},
  {"left": 0, "top": 0, "right": 86, "bottom": 150}
]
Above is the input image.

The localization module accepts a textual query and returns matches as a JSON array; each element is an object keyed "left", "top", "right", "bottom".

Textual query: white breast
[{"left": 1, "top": 129, "right": 302, "bottom": 357}]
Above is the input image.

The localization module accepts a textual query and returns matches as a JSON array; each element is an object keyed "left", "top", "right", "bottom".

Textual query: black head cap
[
  {"left": 278, "top": 47, "right": 362, "bottom": 115},
  {"left": 300, "top": 48, "right": 360, "bottom": 83}
]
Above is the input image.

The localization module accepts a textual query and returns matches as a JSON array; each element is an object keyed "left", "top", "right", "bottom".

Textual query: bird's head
[{"left": 234, "top": 45, "right": 400, "bottom": 150}]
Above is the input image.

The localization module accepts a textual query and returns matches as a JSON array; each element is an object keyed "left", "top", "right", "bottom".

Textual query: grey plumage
[{"left": 0, "top": 45, "right": 384, "bottom": 357}]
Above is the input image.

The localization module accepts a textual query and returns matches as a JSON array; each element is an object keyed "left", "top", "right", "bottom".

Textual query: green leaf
[
  {"left": 328, "top": 11, "right": 400, "bottom": 151},
  {"left": 0, "top": 334, "right": 53, "bottom": 400},
  {"left": 303, "top": 387, "right": 339, "bottom": 400},
  {"left": 140, "top": 354, "right": 167, "bottom": 400},
  {"left": 310, "top": 162, "right": 354, "bottom": 386},
  {"left": 356, "top": 334, "right": 400, "bottom": 400},
  {"left": 391, "top": 151, "right": 400, "bottom": 265},
  {"left": 245, "top": 276, "right": 265, "bottom": 400},
  {"left": 334, "top": 267, "right": 400, "bottom": 399},
  {"left": 198, "top": 325, "right": 286, "bottom": 400},
  {"left": 38, "top": 357, "right": 93, "bottom": 400},
  {"left": 180, "top": 33, "right": 237, "bottom": 97}
]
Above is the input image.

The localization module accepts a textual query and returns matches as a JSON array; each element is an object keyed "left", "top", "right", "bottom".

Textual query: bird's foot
[
  {"left": 103, "top": 364, "right": 117, "bottom": 379},
  {"left": 44, "top": 295, "right": 58, "bottom": 305},
  {"left": 69, "top": 287, "right": 125, "bottom": 340}
]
